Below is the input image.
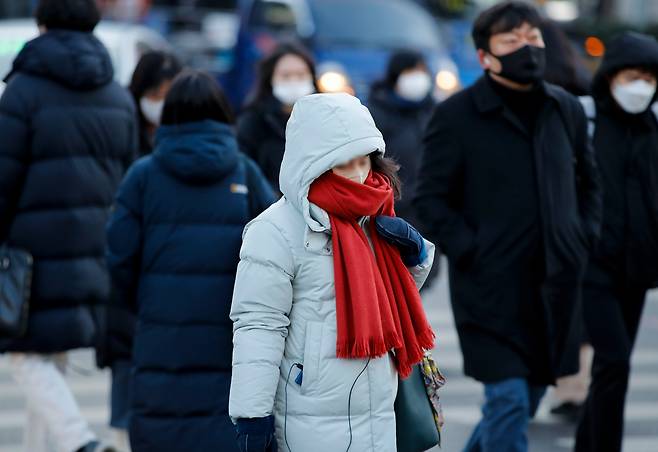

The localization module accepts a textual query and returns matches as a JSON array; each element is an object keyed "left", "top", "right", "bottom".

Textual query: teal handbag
[{"left": 395, "top": 354, "right": 445, "bottom": 452}]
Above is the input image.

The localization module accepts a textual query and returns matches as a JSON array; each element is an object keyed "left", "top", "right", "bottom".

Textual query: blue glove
[
  {"left": 235, "top": 416, "right": 277, "bottom": 452},
  {"left": 375, "top": 216, "right": 427, "bottom": 267}
]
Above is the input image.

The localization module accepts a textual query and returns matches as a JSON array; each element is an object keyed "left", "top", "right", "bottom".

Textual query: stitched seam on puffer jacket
[
  {"left": 244, "top": 218, "right": 297, "bottom": 278},
  {"left": 239, "top": 256, "right": 293, "bottom": 279}
]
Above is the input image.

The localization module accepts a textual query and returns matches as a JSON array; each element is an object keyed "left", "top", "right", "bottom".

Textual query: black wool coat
[{"left": 415, "top": 76, "right": 602, "bottom": 384}]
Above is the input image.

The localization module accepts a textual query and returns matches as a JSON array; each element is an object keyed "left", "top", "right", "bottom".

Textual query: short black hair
[
  {"left": 161, "top": 70, "right": 235, "bottom": 126},
  {"left": 35, "top": 0, "right": 101, "bottom": 33},
  {"left": 472, "top": 1, "right": 542, "bottom": 51}
]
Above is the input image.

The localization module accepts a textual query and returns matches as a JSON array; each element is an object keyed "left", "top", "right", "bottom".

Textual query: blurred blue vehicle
[{"left": 221, "top": 0, "right": 461, "bottom": 109}]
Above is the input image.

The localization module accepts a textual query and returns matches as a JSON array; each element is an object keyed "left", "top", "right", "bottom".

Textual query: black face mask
[{"left": 491, "top": 45, "right": 546, "bottom": 85}]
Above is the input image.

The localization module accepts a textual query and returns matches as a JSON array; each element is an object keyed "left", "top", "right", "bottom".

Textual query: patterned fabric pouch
[{"left": 420, "top": 351, "right": 447, "bottom": 445}]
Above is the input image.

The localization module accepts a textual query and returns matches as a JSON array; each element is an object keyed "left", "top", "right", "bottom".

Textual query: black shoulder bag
[{"left": 0, "top": 245, "right": 32, "bottom": 337}]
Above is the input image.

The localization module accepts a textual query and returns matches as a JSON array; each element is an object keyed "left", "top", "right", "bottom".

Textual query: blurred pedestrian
[
  {"left": 368, "top": 50, "right": 435, "bottom": 229},
  {"left": 0, "top": 0, "right": 138, "bottom": 451},
  {"left": 540, "top": 18, "right": 594, "bottom": 421},
  {"left": 414, "top": 2, "right": 602, "bottom": 451},
  {"left": 106, "top": 70, "right": 275, "bottom": 452},
  {"left": 575, "top": 32, "right": 658, "bottom": 452},
  {"left": 229, "top": 93, "right": 435, "bottom": 452},
  {"left": 129, "top": 51, "right": 183, "bottom": 156},
  {"left": 93, "top": 51, "right": 182, "bottom": 452},
  {"left": 541, "top": 18, "right": 590, "bottom": 96},
  {"left": 237, "top": 41, "right": 318, "bottom": 192},
  {"left": 369, "top": 50, "right": 440, "bottom": 290}
]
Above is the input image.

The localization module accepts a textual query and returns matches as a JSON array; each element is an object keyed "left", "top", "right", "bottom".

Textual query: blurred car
[
  {"left": 0, "top": 19, "right": 170, "bottom": 86},
  {"left": 222, "top": 0, "right": 460, "bottom": 108}
]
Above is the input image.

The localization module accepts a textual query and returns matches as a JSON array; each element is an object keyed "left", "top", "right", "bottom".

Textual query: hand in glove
[
  {"left": 235, "top": 416, "right": 277, "bottom": 452},
  {"left": 375, "top": 216, "right": 427, "bottom": 267}
]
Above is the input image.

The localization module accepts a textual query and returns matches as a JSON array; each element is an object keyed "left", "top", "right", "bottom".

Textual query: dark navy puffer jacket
[
  {"left": 0, "top": 30, "right": 137, "bottom": 352},
  {"left": 106, "top": 120, "right": 274, "bottom": 452}
]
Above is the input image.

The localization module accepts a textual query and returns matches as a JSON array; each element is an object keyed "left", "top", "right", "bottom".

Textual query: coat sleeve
[
  {"left": 413, "top": 106, "right": 476, "bottom": 267},
  {"left": 408, "top": 238, "right": 436, "bottom": 289},
  {"left": 229, "top": 219, "right": 294, "bottom": 420},
  {"left": 0, "top": 81, "right": 29, "bottom": 241},
  {"left": 573, "top": 101, "right": 603, "bottom": 245},
  {"left": 106, "top": 161, "right": 145, "bottom": 309}
]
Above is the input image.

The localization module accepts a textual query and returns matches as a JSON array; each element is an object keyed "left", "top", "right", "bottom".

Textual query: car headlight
[
  {"left": 436, "top": 69, "right": 459, "bottom": 92},
  {"left": 318, "top": 70, "right": 349, "bottom": 93}
]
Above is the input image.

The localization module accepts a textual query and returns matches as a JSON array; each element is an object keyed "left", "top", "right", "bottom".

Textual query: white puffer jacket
[{"left": 229, "top": 93, "right": 435, "bottom": 452}]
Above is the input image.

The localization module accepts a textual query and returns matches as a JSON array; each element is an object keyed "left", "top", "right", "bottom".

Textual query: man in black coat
[
  {"left": 0, "top": 1, "right": 137, "bottom": 451},
  {"left": 575, "top": 32, "right": 658, "bottom": 452},
  {"left": 414, "top": 2, "right": 602, "bottom": 451}
]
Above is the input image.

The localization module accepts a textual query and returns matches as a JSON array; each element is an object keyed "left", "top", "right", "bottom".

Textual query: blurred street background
[{"left": 3, "top": 0, "right": 658, "bottom": 108}]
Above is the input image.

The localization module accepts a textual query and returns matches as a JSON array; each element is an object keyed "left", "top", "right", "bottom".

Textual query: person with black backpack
[
  {"left": 574, "top": 32, "right": 658, "bottom": 452},
  {"left": 106, "top": 70, "right": 275, "bottom": 452}
]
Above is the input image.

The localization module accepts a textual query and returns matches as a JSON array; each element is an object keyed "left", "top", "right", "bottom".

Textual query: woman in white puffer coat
[{"left": 229, "top": 93, "right": 435, "bottom": 452}]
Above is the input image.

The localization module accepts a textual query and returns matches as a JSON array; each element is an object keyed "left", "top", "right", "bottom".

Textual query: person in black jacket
[
  {"left": 129, "top": 51, "right": 183, "bottom": 156},
  {"left": 369, "top": 50, "right": 439, "bottom": 289},
  {"left": 413, "top": 2, "right": 602, "bottom": 451},
  {"left": 369, "top": 50, "right": 436, "bottom": 229},
  {"left": 106, "top": 70, "right": 275, "bottom": 452},
  {"left": 237, "top": 41, "right": 318, "bottom": 192},
  {"left": 575, "top": 32, "right": 658, "bottom": 452},
  {"left": 0, "top": 1, "right": 137, "bottom": 452}
]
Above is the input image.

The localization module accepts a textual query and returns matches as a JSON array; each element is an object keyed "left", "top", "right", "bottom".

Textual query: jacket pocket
[{"left": 300, "top": 321, "right": 323, "bottom": 395}]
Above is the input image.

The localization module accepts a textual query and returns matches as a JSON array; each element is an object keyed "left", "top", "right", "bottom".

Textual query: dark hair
[
  {"left": 540, "top": 19, "right": 590, "bottom": 95},
  {"left": 130, "top": 51, "right": 183, "bottom": 103},
  {"left": 371, "top": 152, "right": 402, "bottom": 200},
  {"left": 381, "top": 50, "right": 427, "bottom": 90},
  {"left": 130, "top": 51, "right": 183, "bottom": 149},
  {"left": 35, "top": 0, "right": 100, "bottom": 32},
  {"left": 244, "top": 40, "right": 318, "bottom": 109},
  {"left": 161, "top": 70, "right": 235, "bottom": 126},
  {"left": 471, "top": 1, "right": 542, "bottom": 51}
]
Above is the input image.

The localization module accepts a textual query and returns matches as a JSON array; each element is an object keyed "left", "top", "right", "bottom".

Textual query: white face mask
[
  {"left": 140, "top": 97, "right": 164, "bottom": 126},
  {"left": 611, "top": 79, "right": 657, "bottom": 114},
  {"left": 272, "top": 79, "right": 315, "bottom": 106},
  {"left": 396, "top": 71, "right": 432, "bottom": 102}
]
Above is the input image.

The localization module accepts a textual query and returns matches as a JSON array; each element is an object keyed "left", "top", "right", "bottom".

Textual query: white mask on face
[
  {"left": 140, "top": 97, "right": 164, "bottom": 126},
  {"left": 611, "top": 79, "right": 657, "bottom": 114},
  {"left": 272, "top": 79, "right": 315, "bottom": 106},
  {"left": 396, "top": 71, "right": 432, "bottom": 102}
]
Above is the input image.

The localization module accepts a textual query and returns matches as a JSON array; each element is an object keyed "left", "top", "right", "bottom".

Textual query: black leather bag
[
  {"left": 0, "top": 246, "right": 33, "bottom": 337},
  {"left": 395, "top": 364, "right": 441, "bottom": 452}
]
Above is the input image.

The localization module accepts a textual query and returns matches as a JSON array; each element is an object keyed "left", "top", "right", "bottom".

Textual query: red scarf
[{"left": 308, "top": 170, "right": 435, "bottom": 378}]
